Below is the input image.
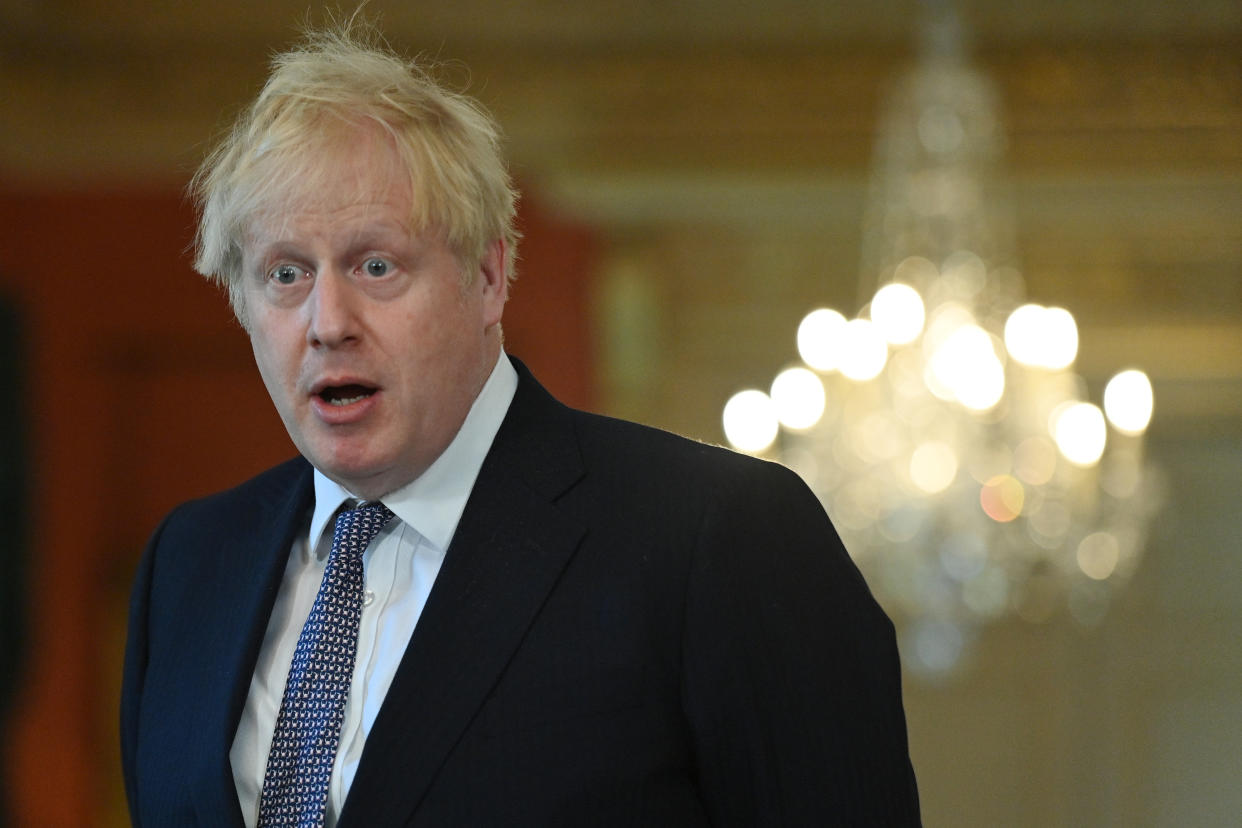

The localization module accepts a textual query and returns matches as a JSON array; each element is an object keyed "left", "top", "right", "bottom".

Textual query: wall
[{"left": 0, "top": 185, "right": 596, "bottom": 825}]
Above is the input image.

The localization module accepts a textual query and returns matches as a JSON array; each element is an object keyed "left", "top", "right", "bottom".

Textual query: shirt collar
[{"left": 308, "top": 351, "right": 519, "bottom": 555}]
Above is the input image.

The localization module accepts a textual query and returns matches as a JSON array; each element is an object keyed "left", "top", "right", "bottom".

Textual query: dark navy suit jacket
[{"left": 121, "top": 359, "right": 920, "bottom": 826}]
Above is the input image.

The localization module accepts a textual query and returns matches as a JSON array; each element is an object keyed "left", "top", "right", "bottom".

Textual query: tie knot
[
  {"left": 353, "top": 499, "right": 394, "bottom": 520},
  {"left": 330, "top": 501, "right": 396, "bottom": 560}
]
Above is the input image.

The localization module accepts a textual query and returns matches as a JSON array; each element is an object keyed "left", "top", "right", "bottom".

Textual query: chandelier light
[{"left": 723, "top": 9, "right": 1161, "bottom": 678}]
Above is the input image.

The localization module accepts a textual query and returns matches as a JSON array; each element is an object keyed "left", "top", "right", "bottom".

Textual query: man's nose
[{"left": 307, "top": 270, "right": 361, "bottom": 347}]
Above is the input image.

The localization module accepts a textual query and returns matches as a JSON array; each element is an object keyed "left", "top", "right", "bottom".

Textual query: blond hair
[{"left": 190, "top": 23, "right": 519, "bottom": 324}]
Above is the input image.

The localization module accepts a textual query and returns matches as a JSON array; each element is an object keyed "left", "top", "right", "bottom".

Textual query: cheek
[
  {"left": 400, "top": 293, "right": 472, "bottom": 354},
  {"left": 249, "top": 325, "right": 296, "bottom": 392},
  {"left": 250, "top": 345, "right": 281, "bottom": 400},
  {"left": 393, "top": 319, "right": 473, "bottom": 396}
]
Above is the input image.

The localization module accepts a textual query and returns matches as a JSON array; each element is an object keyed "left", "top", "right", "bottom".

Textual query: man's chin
[
  {"left": 326, "top": 474, "right": 390, "bottom": 501},
  {"left": 305, "top": 447, "right": 395, "bottom": 499}
]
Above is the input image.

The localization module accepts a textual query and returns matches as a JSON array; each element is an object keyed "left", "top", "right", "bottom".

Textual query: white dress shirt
[{"left": 229, "top": 353, "right": 518, "bottom": 828}]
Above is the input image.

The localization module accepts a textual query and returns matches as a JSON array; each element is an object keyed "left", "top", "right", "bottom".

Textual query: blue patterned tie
[{"left": 257, "top": 501, "right": 395, "bottom": 828}]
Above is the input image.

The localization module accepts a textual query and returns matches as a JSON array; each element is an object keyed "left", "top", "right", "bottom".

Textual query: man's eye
[
  {"left": 363, "top": 257, "right": 391, "bottom": 277},
  {"left": 269, "top": 264, "right": 307, "bottom": 285}
]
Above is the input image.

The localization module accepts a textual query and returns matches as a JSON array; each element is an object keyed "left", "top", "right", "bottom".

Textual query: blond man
[{"left": 122, "top": 24, "right": 920, "bottom": 828}]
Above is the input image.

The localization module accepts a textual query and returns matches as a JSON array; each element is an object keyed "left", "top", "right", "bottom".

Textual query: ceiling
[
  {"left": 2, "top": 1, "right": 1240, "bottom": 431},
  {"left": 3, "top": 0, "right": 1240, "bottom": 181},
  {"left": 4, "top": 0, "right": 1242, "bottom": 48}
]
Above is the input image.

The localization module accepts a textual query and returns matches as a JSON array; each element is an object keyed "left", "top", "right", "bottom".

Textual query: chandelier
[{"left": 721, "top": 10, "right": 1160, "bottom": 678}]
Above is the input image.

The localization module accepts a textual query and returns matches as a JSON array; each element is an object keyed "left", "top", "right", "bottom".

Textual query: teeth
[{"left": 328, "top": 394, "right": 367, "bottom": 406}]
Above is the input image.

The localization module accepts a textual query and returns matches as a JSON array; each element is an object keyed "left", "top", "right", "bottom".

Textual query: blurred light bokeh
[{"left": 2, "top": 2, "right": 1240, "bottom": 825}]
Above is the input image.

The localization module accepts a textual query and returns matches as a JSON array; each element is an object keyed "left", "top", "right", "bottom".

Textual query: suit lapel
[
  {"left": 339, "top": 365, "right": 586, "bottom": 827},
  {"left": 192, "top": 460, "right": 315, "bottom": 827}
]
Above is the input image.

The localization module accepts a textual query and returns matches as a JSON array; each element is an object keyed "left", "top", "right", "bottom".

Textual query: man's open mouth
[{"left": 318, "top": 384, "right": 377, "bottom": 406}]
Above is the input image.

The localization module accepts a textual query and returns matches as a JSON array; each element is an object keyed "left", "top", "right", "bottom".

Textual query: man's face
[{"left": 241, "top": 131, "right": 508, "bottom": 499}]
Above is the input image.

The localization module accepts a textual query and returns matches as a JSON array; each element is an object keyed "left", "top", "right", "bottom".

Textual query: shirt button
[{"left": 362, "top": 590, "right": 375, "bottom": 607}]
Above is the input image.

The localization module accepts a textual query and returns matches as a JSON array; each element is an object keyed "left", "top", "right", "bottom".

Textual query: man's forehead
[
  {"left": 243, "top": 141, "right": 418, "bottom": 245},
  {"left": 255, "top": 119, "right": 403, "bottom": 192},
  {"left": 245, "top": 204, "right": 411, "bottom": 250},
  {"left": 249, "top": 183, "right": 410, "bottom": 230}
]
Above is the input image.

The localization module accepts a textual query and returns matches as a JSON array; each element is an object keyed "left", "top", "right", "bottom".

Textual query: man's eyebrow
[
  {"left": 337, "top": 230, "right": 409, "bottom": 259},
  {"left": 250, "top": 239, "right": 302, "bottom": 263}
]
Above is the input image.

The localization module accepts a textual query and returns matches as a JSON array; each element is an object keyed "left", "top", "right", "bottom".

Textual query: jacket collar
[
  {"left": 338, "top": 358, "right": 587, "bottom": 827},
  {"left": 193, "top": 458, "right": 315, "bottom": 827}
]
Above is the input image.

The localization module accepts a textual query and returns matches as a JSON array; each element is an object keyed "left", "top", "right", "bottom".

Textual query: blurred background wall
[{"left": 1, "top": 2, "right": 1239, "bottom": 825}]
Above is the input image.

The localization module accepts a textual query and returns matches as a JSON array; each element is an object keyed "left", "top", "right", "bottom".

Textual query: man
[{"left": 121, "top": 24, "right": 920, "bottom": 828}]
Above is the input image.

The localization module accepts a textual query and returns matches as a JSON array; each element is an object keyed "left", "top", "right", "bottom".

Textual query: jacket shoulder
[
  {"left": 572, "top": 406, "right": 779, "bottom": 466},
  {"left": 158, "top": 455, "right": 311, "bottom": 537},
  {"left": 567, "top": 407, "right": 811, "bottom": 503}
]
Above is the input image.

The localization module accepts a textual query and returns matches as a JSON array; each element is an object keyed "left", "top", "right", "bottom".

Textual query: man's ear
[{"left": 477, "top": 238, "right": 508, "bottom": 328}]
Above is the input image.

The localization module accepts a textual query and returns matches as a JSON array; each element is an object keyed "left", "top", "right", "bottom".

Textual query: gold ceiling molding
[{"left": 2, "top": 37, "right": 1240, "bottom": 179}]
